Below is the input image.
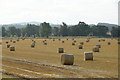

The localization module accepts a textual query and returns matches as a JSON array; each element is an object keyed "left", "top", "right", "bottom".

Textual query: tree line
[{"left": 1, "top": 22, "right": 120, "bottom": 38}]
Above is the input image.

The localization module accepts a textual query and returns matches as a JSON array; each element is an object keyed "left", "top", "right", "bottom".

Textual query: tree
[
  {"left": 1, "top": 26, "right": 7, "bottom": 37},
  {"left": 52, "top": 27, "right": 60, "bottom": 36},
  {"left": 7, "top": 26, "right": 17, "bottom": 37},
  {"left": 25, "top": 24, "right": 40, "bottom": 37},
  {"left": 59, "top": 22, "right": 68, "bottom": 36},
  {"left": 91, "top": 25, "right": 108, "bottom": 37},
  {"left": 39, "top": 22, "right": 52, "bottom": 38},
  {"left": 68, "top": 22, "right": 90, "bottom": 36},
  {"left": 16, "top": 28, "right": 21, "bottom": 37},
  {"left": 111, "top": 26, "right": 120, "bottom": 37},
  {"left": 20, "top": 28, "right": 26, "bottom": 37}
]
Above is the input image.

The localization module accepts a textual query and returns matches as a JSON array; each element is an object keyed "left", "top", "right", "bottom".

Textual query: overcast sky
[{"left": 0, "top": 0, "right": 119, "bottom": 25}]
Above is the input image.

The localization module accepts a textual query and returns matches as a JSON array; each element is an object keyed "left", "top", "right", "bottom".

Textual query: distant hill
[
  {"left": 2, "top": 24, "right": 26, "bottom": 29},
  {"left": 1, "top": 21, "right": 61, "bottom": 28},
  {"left": 97, "top": 23, "right": 118, "bottom": 31},
  {"left": 2, "top": 21, "right": 41, "bottom": 29}
]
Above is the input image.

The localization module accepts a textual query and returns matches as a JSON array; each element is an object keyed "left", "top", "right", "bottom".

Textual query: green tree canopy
[
  {"left": 40, "top": 22, "right": 52, "bottom": 38},
  {"left": 1, "top": 26, "right": 7, "bottom": 37},
  {"left": 25, "top": 24, "right": 40, "bottom": 37},
  {"left": 68, "top": 22, "right": 90, "bottom": 36},
  {"left": 111, "top": 26, "right": 120, "bottom": 37},
  {"left": 59, "top": 22, "right": 68, "bottom": 36},
  {"left": 7, "top": 26, "right": 17, "bottom": 37},
  {"left": 91, "top": 25, "right": 108, "bottom": 37}
]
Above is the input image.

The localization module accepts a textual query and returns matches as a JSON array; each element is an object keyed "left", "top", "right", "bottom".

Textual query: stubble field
[{"left": 1, "top": 38, "right": 119, "bottom": 78}]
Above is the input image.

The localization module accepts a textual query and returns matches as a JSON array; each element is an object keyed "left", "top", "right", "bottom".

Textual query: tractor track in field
[
  {"left": 2, "top": 57, "right": 83, "bottom": 78},
  {"left": 2, "top": 56, "right": 115, "bottom": 78}
]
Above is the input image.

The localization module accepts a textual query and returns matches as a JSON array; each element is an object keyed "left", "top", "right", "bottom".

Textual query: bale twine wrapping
[
  {"left": 96, "top": 45, "right": 101, "bottom": 48},
  {"left": 61, "top": 54, "right": 74, "bottom": 65},
  {"left": 78, "top": 45, "right": 83, "bottom": 49},
  {"left": 10, "top": 46, "right": 15, "bottom": 51},
  {"left": 7, "top": 44, "right": 10, "bottom": 48},
  {"left": 93, "top": 46, "right": 99, "bottom": 52},
  {"left": 84, "top": 52, "right": 93, "bottom": 61},
  {"left": 58, "top": 48, "right": 64, "bottom": 53}
]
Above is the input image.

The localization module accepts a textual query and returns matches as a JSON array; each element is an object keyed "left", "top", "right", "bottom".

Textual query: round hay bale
[
  {"left": 72, "top": 42, "right": 75, "bottom": 45},
  {"left": 61, "top": 40, "right": 64, "bottom": 43},
  {"left": 66, "top": 38, "right": 68, "bottom": 40},
  {"left": 118, "top": 41, "right": 120, "bottom": 44},
  {"left": 31, "top": 43, "right": 35, "bottom": 48},
  {"left": 93, "top": 46, "right": 99, "bottom": 52},
  {"left": 10, "top": 46, "right": 15, "bottom": 51},
  {"left": 61, "top": 54, "right": 74, "bottom": 65},
  {"left": 80, "top": 42, "right": 84, "bottom": 45},
  {"left": 17, "top": 39, "right": 19, "bottom": 42},
  {"left": 44, "top": 42, "right": 47, "bottom": 45},
  {"left": 22, "top": 38, "right": 25, "bottom": 40},
  {"left": 87, "top": 38, "right": 91, "bottom": 39},
  {"left": 73, "top": 40, "right": 76, "bottom": 43},
  {"left": 84, "top": 52, "right": 93, "bottom": 61},
  {"left": 102, "top": 39, "right": 105, "bottom": 41},
  {"left": 78, "top": 45, "right": 83, "bottom": 49},
  {"left": 10, "top": 40, "right": 12, "bottom": 42},
  {"left": 98, "top": 40, "right": 101, "bottom": 42},
  {"left": 13, "top": 41, "right": 16, "bottom": 43},
  {"left": 58, "top": 48, "right": 64, "bottom": 53},
  {"left": 7, "top": 44, "right": 10, "bottom": 48},
  {"left": 53, "top": 39, "right": 55, "bottom": 41},
  {"left": 118, "top": 39, "right": 120, "bottom": 41},
  {"left": 42, "top": 40, "right": 45, "bottom": 43},
  {"left": 108, "top": 42, "right": 111, "bottom": 45},
  {"left": 32, "top": 40, "right": 36, "bottom": 43},
  {"left": 86, "top": 40, "right": 90, "bottom": 42},
  {"left": 58, "top": 39, "right": 61, "bottom": 41},
  {"left": 96, "top": 45, "right": 101, "bottom": 48},
  {"left": 6, "top": 41, "right": 9, "bottom": 44}
]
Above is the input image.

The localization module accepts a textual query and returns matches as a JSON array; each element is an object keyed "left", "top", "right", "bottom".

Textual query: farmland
[{"left": 2, "top": 38, "right": 118, "bottom": 78}]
